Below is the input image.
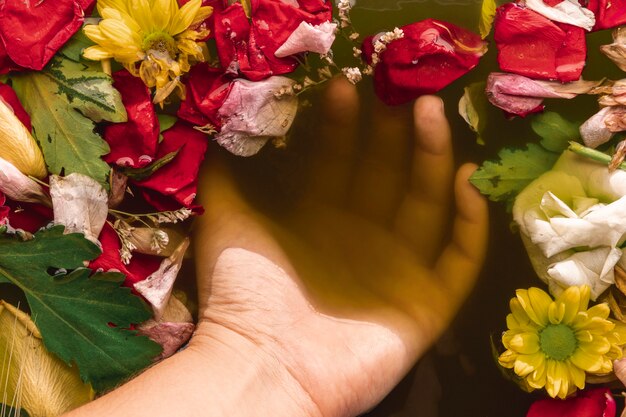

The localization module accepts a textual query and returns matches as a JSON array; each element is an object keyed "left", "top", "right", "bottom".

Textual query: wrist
[{"left": 189, "top": 321, "right": 323, "bottom": 417}]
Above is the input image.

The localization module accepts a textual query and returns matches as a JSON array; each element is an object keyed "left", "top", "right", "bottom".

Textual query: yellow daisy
[
  {"left": 83, "top": 0, "right": 213, "bottom": 105},
  {"left": 499, "top": 286, "right": 626, "bottom": 399}
]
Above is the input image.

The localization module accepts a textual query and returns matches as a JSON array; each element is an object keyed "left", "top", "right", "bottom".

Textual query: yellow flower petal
[
  {"left": 191, "top": 5, "right": 214, "bottom": 26},
  {"left": 517, "top": 288, "right": 551, "bottom": 326},
  {"left": 128, "top": 0, "right": 156, "bottom": 33},
  {"left": 97, "top": 0, "right": 129, "bottom": 16},
  {"left": 508, "top": 332, "right": 541, "bottom": 354},
  {"left": 498, "top": 349, "right": 517, "bottom": 368},
  {"left": 170, "top": 0, "right": 201, "bottom": 35},
  {"left": 152, "top": 0, "right": 174, "bottom": 30},
  {"left": 83, "top": 45, "right": 114, "bottom": 61},
  {"left": 555, "top": 286, "right": 582, "bottom": 324},
  {"left": 570, "top": 348, "right": 604, "bottom": 372},
  {"left": 548, "top": 301, "right": 565, "bottom": 324},
  {"left": 579, "top": 337, "right": 610, "bottom": 356},
  {"left": 514, "top": 353, "right": 545, "bottom": 377}
]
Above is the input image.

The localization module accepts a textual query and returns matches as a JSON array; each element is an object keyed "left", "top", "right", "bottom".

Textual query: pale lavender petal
[{"left": 275, "top": 21, "right": 337, "bottom": 58}]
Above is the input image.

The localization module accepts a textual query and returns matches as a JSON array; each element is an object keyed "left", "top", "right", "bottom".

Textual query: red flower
[
  {"left": 5, "top": 201, "right": 53, "bottom": 233},
  {"left": 586, "top": 0, "right": 626, "bottom": 31},
  {"left": 527, "top": 388, "right": 616, "bottom": 417},
  {"left": 134, "top": 123, "right": 209, "bottom": 210},
  {"left": 89, "top": 224, "right": 162, "bottom": 287},
  {"left": 104, "top": 71, "right": 160, "bottom": 169},
  {"left": 0, "top": 0, "right": 94, "bottom": 72},
  {"left": 0, "top": 192, "right": 9, "bottom": 225},
  {"left": 177, "top": 63, "right": 231, "bottom": 130},
  {"left": 494, "top": 3, "right": 586, "bottom": 83},
  {"left": 362, "top": 19, "right": 487, "bottom": 106},
  {"left": 213, "top": 0, "right": 332, "bottom": 81}
]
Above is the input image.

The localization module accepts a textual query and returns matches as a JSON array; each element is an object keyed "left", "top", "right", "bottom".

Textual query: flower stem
[{"left": 568, "top": 141, "right": 626, "bottom": 170}]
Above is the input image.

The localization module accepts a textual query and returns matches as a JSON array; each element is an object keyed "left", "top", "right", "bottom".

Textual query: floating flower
[
  {"left": 494, "top": 3, "right": 586, "bottom": 83},
  {"left": 526, "top": 388, "right": 616, "bottom": 417},
  {"left": 486, "top": 72, "right": 599, "bottom": 117},
  {"left": 82, "top": 0, "right": 213, "bottom": 105},
  {"left": 0, "top": 0, "right": 94, "bottom": 72},
  {"left": 213, "top": 0, "right": 333, "bottom": 81},
  {"left": 513, "top": 151, "right": 626, "bottom": 300},
  {"left": 499, "top": 286, "right": 626, "bottom": 399},
  {"left": 362, "top": 19, "right": 487, "bottom": 105}
]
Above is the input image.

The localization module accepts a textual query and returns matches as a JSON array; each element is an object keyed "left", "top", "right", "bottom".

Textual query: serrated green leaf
[
  {"left": 531, "top": 112, "right": 580, "bottom": 153},
  {"left": 12, "top": 72, "right": 112, "bottom": 187},
  {"left": 59, "top": 31, "right": 95, "bottom": 63},
  {"left": 459, "top": 81, "right": 488, "bottom": 145},
  {"left": 479, "top": 0, "right": 497, "bottom": 39},
  {"left": 470, "top": 144, "right": 558, "bottom": 207},
  {"left": 44, "top": 56, "right": 126, "bottom": 123},
  {"left": 0, "top": 226, "right": 161, "bottom": 391}
]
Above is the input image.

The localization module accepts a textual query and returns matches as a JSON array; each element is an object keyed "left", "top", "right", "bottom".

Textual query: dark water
[{"left": 1, "top": 1, "right": 621, "bottom": 415}]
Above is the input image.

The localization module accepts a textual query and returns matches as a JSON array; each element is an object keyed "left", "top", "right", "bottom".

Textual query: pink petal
[
  {"left": 138, "top": 321, "right": 195, "bottom": 360},
  {"left": 0, "top": 157, "right": 50, "bottom": 206},
  {"left": 274, "top": 21, "right": 337, "bottom": 57}
]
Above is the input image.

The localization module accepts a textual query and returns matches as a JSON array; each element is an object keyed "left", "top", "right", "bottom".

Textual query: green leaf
[
  {"left": 11, "top": 63, "right": 118, "bottom": 187},
  {"left": 458, "top": 81, "right": 489, "bottom": 145},
  {"left": 121, "top": 150, "right": 180, "bottom": 181},
  {"left": 59, "top": 30, "right": 95, "bottom": 63},
  {"left": 531, "top": 112, "right": 580, "bottom": 152},
  {"left": 479, "top": 0, "right": 497, "bottom": 39},
  {"left": 43, "top": 56, "right": 127, "bottom": 123},
  {"left": 157, "top": 114, "right": 177, "bottom": 133},
  {"left": 470, "top": 143, "right": 559, "bottom": 207},
  {"left": 0, "top": 226, "right": 161, "bottom": 391}
]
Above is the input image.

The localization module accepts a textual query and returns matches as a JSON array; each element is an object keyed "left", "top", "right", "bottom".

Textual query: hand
[{"left": 191, "top": 78, "right": 489, "bottom": 417}]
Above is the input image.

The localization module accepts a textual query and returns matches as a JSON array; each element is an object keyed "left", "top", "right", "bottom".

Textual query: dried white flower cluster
[
  {"left": 148, "top": 208, "right": 193, "bottom": 224},
  {"left": 342, "top": 67, "right": 362, "bottom": 84},
  {"left": 365, "top": 27, "right": 405, "bottom": 74},
  {"left": 113, "top": 219, "right": 136, "bottom": 264},
  {"left": 337, "top": 0, "right": 352, "bottom": 29}
]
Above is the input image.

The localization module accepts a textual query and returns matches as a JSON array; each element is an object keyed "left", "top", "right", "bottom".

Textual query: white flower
[
  {"left": 513, "top": 150, "right": 626, "bottom": 299},
  {"left": 216, "top": 76, "right": 299, "bottom": 157},
  {"left": 523, "top": 0, "right": 595, "bottom": 31}
]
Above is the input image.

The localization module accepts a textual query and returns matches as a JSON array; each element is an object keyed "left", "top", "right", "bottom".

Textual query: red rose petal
[
  {"left": 494, "top": 3, "right": 586, "bottom": 83},
  {"left": 0, "top": 192, "right": 8, "bottom": 225},
  {"left": 527, "top": 388, "right": 616, "bottom": 417},
  {"left": 0, "top": 83, "right": 32, "bottom": 131},
  {"left": 213, "top": 0, "right": 332, "bottom": 80},
  {"left": 177, "top": 63, "right": 230, "bottom": 129},
  {"left": 0, "top": 0, "right": 88, "bottom": 70},
  {"left": 362, "top": 19, "right": 487, "bottom": 105},
  {"left": 5, "top": 200, "right": 52, "bottom": 233},
  {"left": 0, "top": 42, "right": 20, "bottom": 75},
  {"left": 89, "top": 223, "right": 162, "bottom": 287},
  {"left": 134, "top": 123, "right": 208, "bottom": 209},
  {"left": 586, "top": 0, "right": 626, "bottom": 30},
  {"left": 104, "top": 70, "right": 159, "bottom": 169}
]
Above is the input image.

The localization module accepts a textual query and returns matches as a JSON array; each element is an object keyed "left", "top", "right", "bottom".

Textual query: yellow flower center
[
  {"left": 540, "top": 324, "right": 577, "bottom": 361},
  {"left": 142, "top": 32, "right": 178, "bottom": 58}
]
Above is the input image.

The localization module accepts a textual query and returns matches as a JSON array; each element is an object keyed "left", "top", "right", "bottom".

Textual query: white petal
[
  {"left": 524, "top": 0, "right": 595, "bottom": 31},
  {"left": 580, "top": 107, "right": 618, "bottom": 148},
  {"left": 134, "top": 239, "right": 189, "bottom": 320},
  {"left": 49, "top": 174, "right": 108, "bottom": 245},
  {"left": 0, "top": 157, "right": 50, "bottom": 206},
  {"left": 138, "top": 321, "right": 195, "bottom": 360},
  {"left": 216, "top": 77, "right": 299, "bottom": 156},
  {"left": 547, "top": 247, "right": 621, "bottom": 300},
  {"left": 275, "top": 21, "right": 337, "bottom": 58}
]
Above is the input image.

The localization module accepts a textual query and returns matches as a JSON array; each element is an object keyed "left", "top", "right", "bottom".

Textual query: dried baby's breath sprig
[
  {"left": 149, "top": 208, "right": 194, "bottom": 225},
  {"left": 342, "top": 67, "right": 363, "bottom": 85},
  {"left": 150, "top": 229, "right": 170, "bottom": 253},
  {"left": 193, "top": 123, "right": 218, "bottom": 135},
  {"left": 369, "top": 28, "right": 405, "bottom": 68},
  {"left": 111, "top": 219, "right": 136, "bottom": 265}
]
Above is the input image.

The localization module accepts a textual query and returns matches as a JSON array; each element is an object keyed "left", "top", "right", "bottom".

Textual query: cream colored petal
[{"left": 169, "top": 0, "right": 201, "bottom": 35}]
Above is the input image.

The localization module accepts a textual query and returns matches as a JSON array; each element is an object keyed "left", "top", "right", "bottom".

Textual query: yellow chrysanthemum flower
[
  {"left": 499, "top": 286, "right": 626, "bottom": 399},
  {"left": 83, "top": 0, "right": 213, "bottom": 104}
]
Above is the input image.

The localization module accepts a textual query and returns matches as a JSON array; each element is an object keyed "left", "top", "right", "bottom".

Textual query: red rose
[
  {"left": 586, "top": 0, "right": 626, "bottom": 30},
  {"left": 104, "top": 71, "right": 160, "bottom": 169},
  {"left": 0, "top": 0, "right": 94, "bottom": 72},
  {"left": 178, "top": 63, "right": 231, "bottom": 129},
  {"left": 362, "top": 19, "right": 487, "bottom": 106},
  {"left": 213, "top": 0, "right": 332, "bottom": 80},
  {"left": 494, "top": 3, "right": 586, "bottom": 83},
  {"left": 527, "top": 388, "right": 616, "bottom": 417},
  {"left": 134, "top": 123, "right": 209, "bottom": 210}
]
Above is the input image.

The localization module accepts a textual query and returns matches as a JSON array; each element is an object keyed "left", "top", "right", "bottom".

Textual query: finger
[
  {"left": 394, "top": 96, "right": 454, "bottom": 265},
  {"left": 349, "top": 99, "right": 413, "bottom": 225},
  {"left": 306, "top": 77, "right": 360, "bottom": 205},
  {"left": 434, "top": 164, "right": 489, "bottom": 307}
]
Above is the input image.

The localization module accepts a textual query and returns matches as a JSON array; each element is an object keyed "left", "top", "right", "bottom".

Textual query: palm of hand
[{"left": 193, "top": 80, "right": 488, "bottom": 417}]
